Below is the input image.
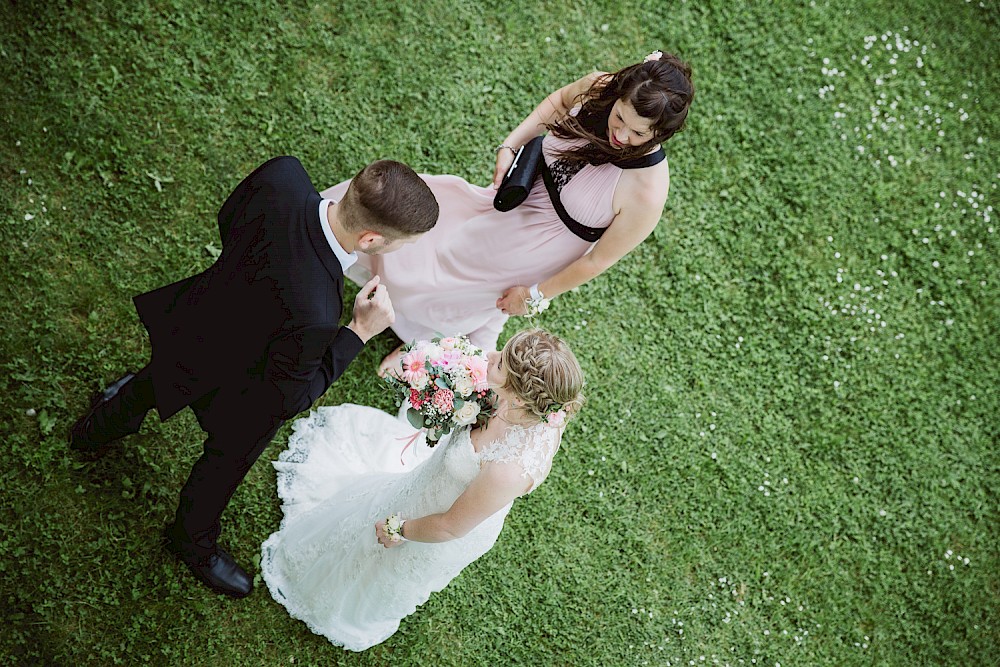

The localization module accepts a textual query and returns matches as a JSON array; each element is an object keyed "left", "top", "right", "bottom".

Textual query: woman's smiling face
[{"left": 607, "top": 98, "right": 655, "bottom": 148}]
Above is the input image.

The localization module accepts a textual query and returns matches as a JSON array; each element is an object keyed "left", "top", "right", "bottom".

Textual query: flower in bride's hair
[
  {"left": 545, "top": 410, "right": 567, "bottom": 427},
  {"left": 453, "top": 401, "right": 481, "bottom": 426},
  {"left": 644, "top": 50, "right": 663, "bottom": 63}
]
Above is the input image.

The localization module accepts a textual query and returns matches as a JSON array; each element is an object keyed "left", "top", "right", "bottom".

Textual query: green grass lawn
[{"left": 1, "top": 1, "right": 997, "bottom": 665}]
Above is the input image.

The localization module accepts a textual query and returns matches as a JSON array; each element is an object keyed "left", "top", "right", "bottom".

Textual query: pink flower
[
  {"left": 401, "top": 351, "right": 423, "bottom": 370},
  {"left": 401, "top": 351, "right": 429, "bottom": 386},
  {"left": 546, "top": 410, "right": 566, "bottom": 427},
  {"left": 439, "top": 336, "right": 461, "bottom": 350},
  {"left": 431, "top": 388, "right": 455, "bottom": 413},
  {"left": 409, "top": 388, "right": 424, "bottom": 409},
  {"left": 464, "top": 356, "right": 489, "bottom": 391},
  {"left": 437, "top": 349, "right": 462, "bottom": 370},
  {"left": 421, "top": 343, "right": 445, "bottom": 364}
]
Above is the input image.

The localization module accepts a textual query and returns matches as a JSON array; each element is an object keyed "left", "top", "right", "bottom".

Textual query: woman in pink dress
[{"left": 320, "top": 50, "right": 694, "bottom": 369}]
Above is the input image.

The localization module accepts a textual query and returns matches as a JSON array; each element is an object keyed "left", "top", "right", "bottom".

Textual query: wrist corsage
[
  {"left": 524, "top": 284, "right": 550, "bottom": 317},
  {"left": 384, "top": 514, "right": 407, "bottom": 542}
]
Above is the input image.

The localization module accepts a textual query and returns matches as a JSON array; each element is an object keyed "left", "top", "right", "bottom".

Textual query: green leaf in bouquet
[
  {"left": 435, "top": 377, "right": 450, "bottom": 390},
  {"left": 453, "top": 398, "right": 465, "bottom": 409},
  {"left": 406, "top": 408, "right": 425, "bottom": 430}
]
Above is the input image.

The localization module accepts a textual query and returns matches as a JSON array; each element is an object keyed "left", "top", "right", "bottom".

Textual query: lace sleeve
[{"left": 478, "top": 423, "right": 562, "bottom": 493}]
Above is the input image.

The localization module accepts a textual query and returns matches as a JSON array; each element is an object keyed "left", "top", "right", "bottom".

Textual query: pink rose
[
  {"left": 431, "top": 388, "right": 455, "bottom": 413},
  {"left": 439, "top": 337, "right": 461, "bottom": 350},
  {"left": 464, "top": 356, "right": 489, "bottom": 391}
]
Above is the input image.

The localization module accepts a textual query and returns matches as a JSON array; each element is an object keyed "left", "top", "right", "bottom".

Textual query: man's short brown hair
[{"left": 340, "top": 160, "right": 438, "bottom": 240}]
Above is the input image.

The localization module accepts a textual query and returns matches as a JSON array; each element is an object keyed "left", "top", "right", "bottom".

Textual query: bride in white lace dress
[{"left": 260, "top": 329, "right": 585, "bottom": 651}]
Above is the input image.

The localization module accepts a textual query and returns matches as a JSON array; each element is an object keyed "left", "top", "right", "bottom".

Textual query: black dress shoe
[
  {"left": 164, "top": 530, "right": 253, "bottom": 598},
  {"left": 186, "top": 550, "right": 253, "bottom": 598},
  {"left": 68, "top": 373, "right": 136, "bottom": 452}
]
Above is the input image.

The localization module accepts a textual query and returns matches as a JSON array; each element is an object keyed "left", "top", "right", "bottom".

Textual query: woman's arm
[
  {"left": 375, "top": 461, "right": 531, "bottom": 547},
  {"left": 496, "top": 167, "right": 670, "bottom": 314},
  {"left": 492, "top": 72, "right": 606, "bottom": 187}
]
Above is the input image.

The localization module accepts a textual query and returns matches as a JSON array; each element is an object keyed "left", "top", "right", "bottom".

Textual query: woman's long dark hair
[{"left": 547, "top": 51, "right": 694, "bottom": 165}]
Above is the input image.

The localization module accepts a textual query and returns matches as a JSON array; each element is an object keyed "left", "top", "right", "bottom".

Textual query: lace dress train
[{"left": 260, "top": 404, "right": 559, "bottom": 651}]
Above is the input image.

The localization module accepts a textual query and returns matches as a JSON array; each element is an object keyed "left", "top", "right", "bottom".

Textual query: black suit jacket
[{"left": 133, "top": 156, "right": 364, "bottom": 424}]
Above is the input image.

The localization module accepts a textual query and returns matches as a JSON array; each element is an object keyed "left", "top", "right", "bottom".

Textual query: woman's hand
[
  {"left": 496, "top": 285, "right": 530, "bottom": 316},
  {"left": 490, "top": 72, "right": 603, "bottom": 189},
  {"left": 375, "top": 519, "right": 405, "bottom": 549},
  {"left": 492, "top": 147, "right": 517, "bottom": 188}
]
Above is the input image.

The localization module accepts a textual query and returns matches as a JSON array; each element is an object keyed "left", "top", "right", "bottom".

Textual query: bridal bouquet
[{"left": 384, "top": 335, "right": 496, "bottom": 444}]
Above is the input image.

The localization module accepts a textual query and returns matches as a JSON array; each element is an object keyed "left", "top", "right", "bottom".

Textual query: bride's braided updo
[{"left": 500, "top": 329, "right": 585, "bottom": 423}]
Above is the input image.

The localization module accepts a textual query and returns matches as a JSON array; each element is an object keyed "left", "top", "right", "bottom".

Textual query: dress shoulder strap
[
  {"left": 611, "top": 148, "right": 666, "bottom": 170},
  {"left": 540, "top": 160, "right": 606, "bottom": 243}
]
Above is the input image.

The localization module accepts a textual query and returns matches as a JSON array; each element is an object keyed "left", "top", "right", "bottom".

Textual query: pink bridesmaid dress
[{"left": 320, "top": 134, "right": 646, "bottom": 351}]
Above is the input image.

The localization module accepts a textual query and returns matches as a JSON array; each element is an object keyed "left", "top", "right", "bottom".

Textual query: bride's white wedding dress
[{"left": 260, "top": 403, "right": 561, "bottom": 651}]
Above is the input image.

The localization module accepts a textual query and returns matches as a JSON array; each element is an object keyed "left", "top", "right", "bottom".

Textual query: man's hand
[{"left": 348, "top": 275, "right": 394, "bottom": 343}]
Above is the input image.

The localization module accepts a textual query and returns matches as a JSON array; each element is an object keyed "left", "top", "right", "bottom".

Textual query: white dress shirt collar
[{"left": 319, "top": 199, "right": 358, "bottom": 272}]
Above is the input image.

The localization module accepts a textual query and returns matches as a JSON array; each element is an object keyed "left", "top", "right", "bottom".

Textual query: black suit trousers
[
  {"left": 103, "top": 365, "right": 285, "bottom": 562},
  {"left": 173, "top": 385, "right": 285, "bottom": 562}
]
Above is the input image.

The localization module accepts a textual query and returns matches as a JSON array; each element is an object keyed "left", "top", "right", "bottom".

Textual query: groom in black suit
[{"left": 69, "top": 156, "right": 438, "bottom": 598}]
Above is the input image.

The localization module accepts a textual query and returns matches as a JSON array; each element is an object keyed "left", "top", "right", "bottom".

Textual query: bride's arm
[{"left": 376, "top": 462, "right": 532, "bottom": 546}]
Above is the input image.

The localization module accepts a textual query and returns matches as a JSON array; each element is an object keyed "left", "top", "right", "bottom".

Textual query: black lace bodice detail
[{"left": 547, "top": 158, "right": 587, "bottom": 192}]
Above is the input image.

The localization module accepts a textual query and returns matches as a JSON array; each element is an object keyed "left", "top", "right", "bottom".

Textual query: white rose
[
  {"left": 453, "top": 401, "right": 481, "bottom": 426},
  {"left": 411, "top": 373, "right": 429, "bottom": 391},
  {"left": 452, "top": 373, "right": 475, "bottom": 398}
]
